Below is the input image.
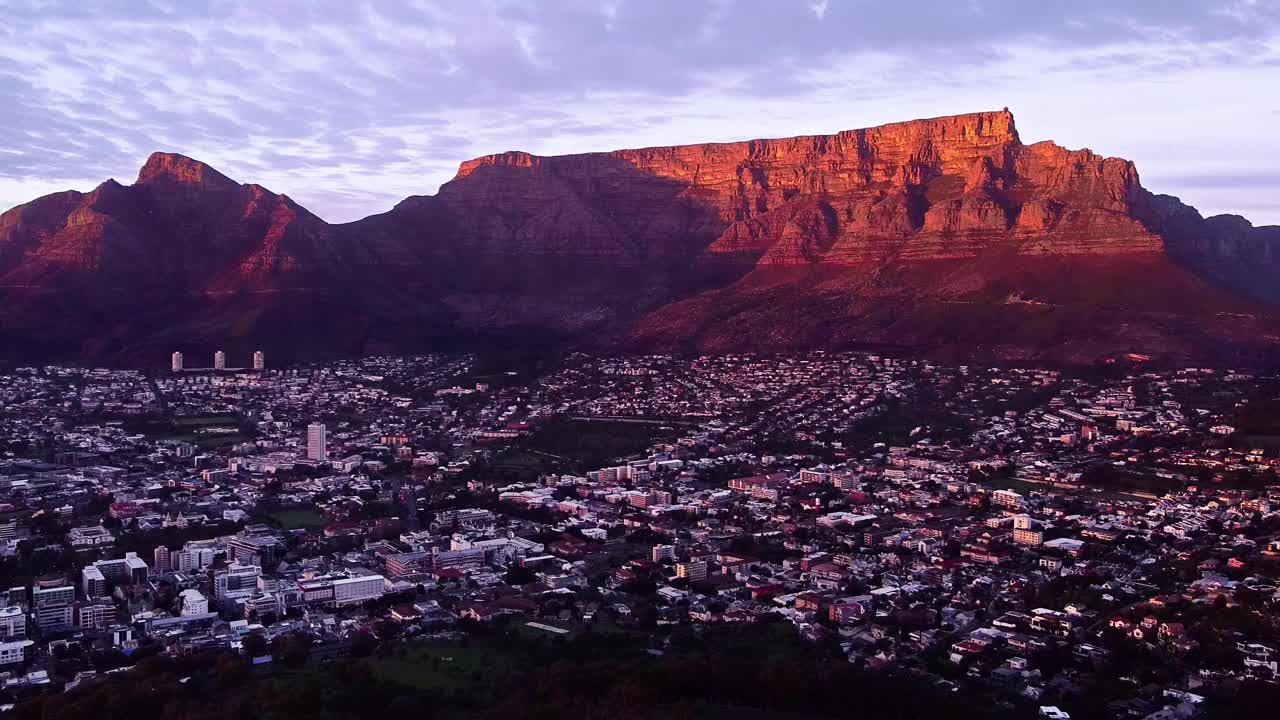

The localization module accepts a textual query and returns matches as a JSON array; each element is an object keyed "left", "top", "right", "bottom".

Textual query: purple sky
[{"left": 2, "top": 0, "right": 1279, "bottom": 224}]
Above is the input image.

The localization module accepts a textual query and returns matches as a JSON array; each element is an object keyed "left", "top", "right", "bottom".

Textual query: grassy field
[
  {"left": 370, "top": 640, "right": 522, "bottom": 705},
  {"left": 267, "top": 509, "right": 328, "bottom": 530},
  {"left": 172, "top": 414, "right": 240, "bottom": 427},
  {"left": 125, "top": 413, "right": 249, "bottom": 449},
  {"left": 520, "top": 418, "right": 678, "bottom": 468},
  {"left": 980, "top": 475, "right": 1051, "bottom": 495},
  {"left": 163, "top": 431, "right": 249, "bottom": 450},
  {"left": 489, "top": 449, "right": 563, "bottom": 482}
]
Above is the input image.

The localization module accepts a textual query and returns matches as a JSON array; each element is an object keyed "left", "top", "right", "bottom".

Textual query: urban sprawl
[{"left": 0, "top": 352, "right": 1279, "bottom": 718}]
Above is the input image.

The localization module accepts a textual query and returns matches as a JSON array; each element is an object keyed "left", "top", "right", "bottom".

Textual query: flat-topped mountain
[{"left": 2, "top": 110, "right": 1277, "bottom": 365}]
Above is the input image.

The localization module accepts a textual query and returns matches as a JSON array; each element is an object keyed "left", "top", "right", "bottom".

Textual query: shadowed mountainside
[{"left": 1, "top": 109, "right": 1278, "bottom": 365}]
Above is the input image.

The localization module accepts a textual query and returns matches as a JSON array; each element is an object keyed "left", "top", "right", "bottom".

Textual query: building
[
  {"left": 297, "top": 579, "right": 335, "bottom": 605},
  {"left": 179, "top": 588, "right": 209, "bottom": 616},
  {"left": 154, "top": 546, "right": 172, "bottom": 573},
  {"left": 92, "top": 552, "right": 149, "bottom": 586},
  {"left": 32, "top": 586, "right": 75, "bottom": 632},
  {"left": 215, "top": 563, "right": 262, "bottom": 601},
  {"left": 676, "top": 560, "right": 708, "bottom": 582},
  {"left": 992, "top": 489, "right": 1025, "bottom": 509},
  {"left": 160, "top": 542, "right": 215, "bottom": 573},
  {"left": 1013, "top": 528, "right": 1044, "bottom": 546},
  {"left": 430, "top": 509, "right": 495, "bottom": 533},
  {"left": 1043, "top": 538, "right": 1086, "bottom": 556},
  {"left": 67, "top": 526, "right": 115, "bottom": 549},
  {"left": 179, "top": 546, "right": 214, "bottom": 571},
  {"left": 74, "top": 601, "right": 114, "bottom": 630},
  {"left": 332, "top": 575, "right": 385, "bottom": 606},
  {"left": 307, "top": 423, "right": 327, "bottom": 461},
  {"left": 0, "top": 640, "right": 34, "bottom": 666},
  {"left": 431, "top": 546, "right": 485, "bottom": 572},
  {"left": 171, "top": 351, "right": 183, "bottom": 372},
  {"left": 33, "top": 585, "right": 74, "bottom": 609},
  {"left": 727, "top": 474, "right": 786, "bottom": 501},
  {"left": 799, "top": 467, "right": 833, "bottom": 484},
  {"left": 214, "top": 350, "right": 226, "bottom": 370},
  {"left": 652, "top": 544, "right": 676, "bottom": 563},
  {"left": 227, "top": 530, "right": 284, "bottom": 567},
  {"left": 0, "top": 606, "right": 26, "bottom": 640},
  {"left": 253, "top": 350, "right": 265, "bottom": 371},
  {"left": 243, "top": 592, "right": 283, "bottom": 619},
  {"left": 81, "top": 566, "right": 107, "bottom": 598},
  {"left": 384, "top": 552, "right": 430, "bottom": 577}
]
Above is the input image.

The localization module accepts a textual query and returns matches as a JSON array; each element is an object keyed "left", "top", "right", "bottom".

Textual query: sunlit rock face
[{"left": 2, "top": 111, "right": 1278, "bottom": 364}]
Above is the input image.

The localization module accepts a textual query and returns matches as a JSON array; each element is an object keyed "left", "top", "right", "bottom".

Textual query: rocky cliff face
[
  {"left": 1, "top": 111, "right": 1277, "bottom": 364},
  {"left": 455, "top": 110, "right": 1162, "bottom": 269}
]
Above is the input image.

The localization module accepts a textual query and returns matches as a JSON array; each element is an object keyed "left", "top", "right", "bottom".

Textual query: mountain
[{"left": 2, "top": 109, "right": 1278, "bottom": 366}]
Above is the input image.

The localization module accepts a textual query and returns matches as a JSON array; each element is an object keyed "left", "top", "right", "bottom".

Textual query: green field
[
  {"left": 267, "top": 509, "right": 328, "bottom": 530},
  {"left": 163, "top": 431, "right": 249, "bottom": 450},
  {"left": 489, "top": 449, "right": 562, "bottom": 481},
  {"left": 370, "top": 640, "right": 522, "bottom": 705},
  {"left": 520, "top": 418, "right": 679, "bottom": 468},
  {"left": 172, "top": 414, "right": 241, "bottom": 427},
  {"left": 981, "top": 475, "right": 1052, "bottom": 495},
  {"left": 123, "top": 413, "right": 249, "bottom": 449}
]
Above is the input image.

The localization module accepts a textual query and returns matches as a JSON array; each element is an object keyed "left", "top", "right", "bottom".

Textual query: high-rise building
[
  {"left": 307, "top": 422, "right": 327, "bottom": 461},
  {"left": 171, "top": 352, "right": 183, "bottom": 372},
  {"left": 153, "top": 546, "right": 171, "bottom": 573},
  {"left": 214, "top": 350, "right": 226, "bottom": 370},
  {"left": 253, "top": 350, "right": 265, "bottom": 371}
]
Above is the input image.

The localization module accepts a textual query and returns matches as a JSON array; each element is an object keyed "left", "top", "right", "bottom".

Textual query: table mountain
[{"left": 2, "top": 109, "right": 1277, "bottom": 365}]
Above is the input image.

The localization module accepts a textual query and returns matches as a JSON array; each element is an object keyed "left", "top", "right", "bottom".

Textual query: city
[
  {"left": 4, "top": 2, "right": 1280, "bottom": 720},
  {"left": 0, "top": 351, "right": 1276, "bottom": 718}
]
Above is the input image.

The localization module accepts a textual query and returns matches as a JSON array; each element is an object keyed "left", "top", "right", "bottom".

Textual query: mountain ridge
[{"left": 2, "top": 109, "right": 1278, "bottom": 365}]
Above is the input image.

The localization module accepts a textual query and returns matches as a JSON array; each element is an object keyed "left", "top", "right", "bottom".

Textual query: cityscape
[
  {"left": 3, "top": 2, "right": 1280, "bottom": 719},
  {"left": 0, "top": 352, "right": 1275, "bottom": 717}
]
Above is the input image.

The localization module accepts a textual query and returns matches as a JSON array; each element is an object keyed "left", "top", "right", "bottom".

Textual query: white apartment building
[
  {"left": 0, "top": 640, "right": 34, "bottom": 665},
  {"left": 332, "top": 574, "right": 385, "bottom": 606},
  {"left": 0, "top": 606, "right": 26, "bottom": 640},
  {"left": 179, "top": 588, "right": 209, "bottom": 616}
]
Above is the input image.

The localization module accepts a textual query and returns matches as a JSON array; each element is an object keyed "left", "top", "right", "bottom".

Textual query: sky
[{"left": 2, "top": 0, "right": 1279, "bottom": 224}]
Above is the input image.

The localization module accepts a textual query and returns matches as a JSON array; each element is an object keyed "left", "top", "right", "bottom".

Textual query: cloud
[{"left": 0, "top": 0, "right": 1277, "bottom": 223}]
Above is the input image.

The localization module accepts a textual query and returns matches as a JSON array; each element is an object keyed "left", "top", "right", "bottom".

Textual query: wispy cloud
[{"left": 0, "top": 0, "right": 1277, "bottom": 223}]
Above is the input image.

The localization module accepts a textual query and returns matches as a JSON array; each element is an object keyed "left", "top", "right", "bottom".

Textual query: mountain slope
[{"left": 1, "top": 111, "right": 1277, "bottom": 365}]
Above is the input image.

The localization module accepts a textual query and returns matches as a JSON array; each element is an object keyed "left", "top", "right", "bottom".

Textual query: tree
[
  {"left": 349, "top": 629, "right": 377, "bottom": 658},
  {"left": 270, "top": 633, "right": 312, "bottom": 667},
  {"left": 503, "top": 565, "right": 535, "bottom": 586},
  {"left": 241, "top": 631, "right": 268, "bottom": 658}
]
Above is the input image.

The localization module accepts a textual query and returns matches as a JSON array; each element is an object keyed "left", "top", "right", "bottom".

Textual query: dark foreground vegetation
[{"left": 14, "top": 623, "right": 1018, "bottom": 720}]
